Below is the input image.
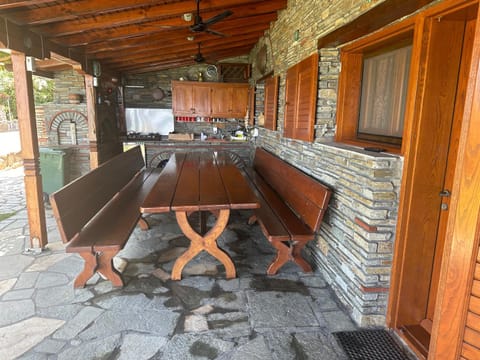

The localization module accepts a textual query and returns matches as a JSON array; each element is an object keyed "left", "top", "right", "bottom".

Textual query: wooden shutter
[
  {"left": 295, "top": 52, "right": 318, "bottom": 141},
  {"left": 462, "top": 246, "right": 480, "bottom": 359},
  {"left": 284, "top": 66, "right": 298, "bottom": 139},
  {"left": 264, "top": 75, "right": 279, "bottom": 130},
  {"left": 284, "top": 52, "right": 319, "bottom": 141}
]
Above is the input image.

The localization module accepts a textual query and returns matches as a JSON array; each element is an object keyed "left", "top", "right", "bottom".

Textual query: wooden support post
[
  {"left": 11, "top": 52, "right": 48, "bottom": 249},
  {"left": 84, "top": 74, "right": 99, "bottom": 169}
]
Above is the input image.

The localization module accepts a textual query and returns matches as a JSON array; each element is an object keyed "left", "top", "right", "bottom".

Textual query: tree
[{"left": 0, "top": 65, "right": 55, "bottom": 121}]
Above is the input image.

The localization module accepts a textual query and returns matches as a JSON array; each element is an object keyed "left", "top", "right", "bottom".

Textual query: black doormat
[{"left": 333, "top": 329, "right": 412, "bottom": 360}]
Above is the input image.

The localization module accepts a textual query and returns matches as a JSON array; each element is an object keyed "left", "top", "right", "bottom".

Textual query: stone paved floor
[{"left": 0, "top": 166, "right": 357, "bottom": 359}]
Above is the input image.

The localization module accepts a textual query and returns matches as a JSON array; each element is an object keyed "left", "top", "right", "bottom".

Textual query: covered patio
[
  {"left": 0, "top": 166, "right": 363, "bottom": 359},
  {"left": 1, "top": 0, "right": 480, "bottom": 359}
]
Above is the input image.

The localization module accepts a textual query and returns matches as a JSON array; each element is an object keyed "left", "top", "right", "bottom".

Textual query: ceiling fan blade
[
  {"left": 203, "top": 10, "right": 233, "bottom": 26},
  {"left": 205, "top": 29, "right": 228, "bottom": 37}
]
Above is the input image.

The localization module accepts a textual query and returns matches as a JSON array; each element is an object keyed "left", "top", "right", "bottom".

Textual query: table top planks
[{"left": 140, "top": 151, "right": 259, "bottom": 214}]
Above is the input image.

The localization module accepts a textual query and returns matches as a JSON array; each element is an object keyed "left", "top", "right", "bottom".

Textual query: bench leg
[
  {"left": 137, "top": 216, "right": 150, "bottom": 231},
  {"left": 267, "top": 240, "right": 291, "bottom": 275},
  {"left": 292, "top": 241, "right": 313, "bottom": 273},
  {"left": 96, "top": 250, "right": 125, "bottom": 287},
  {"left": 73, "top": 252, "right": 97, "bottom": 288}
]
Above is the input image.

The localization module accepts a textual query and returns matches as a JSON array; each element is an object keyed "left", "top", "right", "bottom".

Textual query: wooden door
[{"left": 391, "top": 6, "right": 476, "bottom": 358}]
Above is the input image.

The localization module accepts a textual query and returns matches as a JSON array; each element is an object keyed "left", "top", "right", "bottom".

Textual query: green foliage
[{"left": 0, "top": 65, "right": 55, "bottom": 121}]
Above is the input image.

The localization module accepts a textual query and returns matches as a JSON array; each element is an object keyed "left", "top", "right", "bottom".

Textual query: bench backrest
[
  {"left": 253, "top": 148, "right": 332, "bottom": 232},
  {"left": 50, "top": 146, "right": 145, "bottom": 243}
]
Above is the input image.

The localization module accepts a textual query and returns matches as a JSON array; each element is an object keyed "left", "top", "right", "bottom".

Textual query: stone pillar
[{"left": 11, "top": 51, "right": 48, "bottom": 249}]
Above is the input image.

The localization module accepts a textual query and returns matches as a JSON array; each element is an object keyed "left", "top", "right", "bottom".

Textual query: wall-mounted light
[
  {"left": 293, "top": 30, "right": 300, "bottom": 42},
  {"left": 93, "top": 76, "right": 99, "bottom": 87},
  {"left": 183, "top": 13, "right": 193, "bottom": 21},
  {"left": 25, "top": 56, "right": 36, "bottom": 72}
]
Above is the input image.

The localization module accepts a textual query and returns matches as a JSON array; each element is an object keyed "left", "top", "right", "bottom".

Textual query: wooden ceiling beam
[
  {"left": 85, "top": 21, "right": 270, "bottom": 55},
  {"left": 6, "top": 0, "right": 176, "bottom": 25},
  {"left": 0, "top": 0, "right": 56, "bottom": 10},
  {"left": 102, "top": 36, "right": 259, "bottom": 67},
  {"left": 33, "top": 0, "right": 282, "bottom": 37},
  {"left": 99, "top": 31, "right": 263, "bottom": 63},
  {"left": 118, "top": 46, "right": 252, "bottom": 73},
  {"left": 58, "top": 11, "right": 277, "bottom": 47}
]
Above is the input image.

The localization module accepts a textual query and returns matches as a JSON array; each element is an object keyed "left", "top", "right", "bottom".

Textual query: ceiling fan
[{"left": 189, "top": 0, "right": 233, "bottom": 37}]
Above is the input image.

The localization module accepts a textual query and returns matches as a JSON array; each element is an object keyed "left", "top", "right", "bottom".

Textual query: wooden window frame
[
  {"left": 284, "top": 53, "right": 319, "bottom": 142},
  {"left": 335, "top": 19, "right": 416, "bottom": 154}
]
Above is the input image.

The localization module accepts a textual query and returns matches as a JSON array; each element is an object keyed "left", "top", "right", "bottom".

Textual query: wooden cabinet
[
  {"left": 172, "top": 81, "right": 211, "bottom": 116},
  {"left": 172, "top": 81, "right": 249, "bottom": 118}
]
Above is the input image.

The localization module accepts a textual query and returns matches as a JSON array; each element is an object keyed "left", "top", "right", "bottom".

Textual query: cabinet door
[
  {"left": 230, "top": 85, "right": 249, "bottom": 117},
  {"left": 211, "top": 85, "right": 231, "bottom": 117},
  {"left": 211, "top": 84, "right": 249, "bottom": 117},
  {"left": 172, "top": 82, "right": 194, "bottom": 115},
  {"left": 192, "top": 84, "right": 211, "bottom": 116}
]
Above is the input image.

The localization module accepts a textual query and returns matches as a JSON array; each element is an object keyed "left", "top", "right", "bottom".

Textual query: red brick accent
[
  {"left": 354, "top": 217, "right": 378, "bottom": 232},
  {"left": 361, "top": 285, "right": 389, "bottom": 293}
]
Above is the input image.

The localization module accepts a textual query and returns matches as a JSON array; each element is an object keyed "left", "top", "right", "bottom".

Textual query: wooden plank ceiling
[{"left": 0, "top": 0, "right": 287, "bottom": 74}]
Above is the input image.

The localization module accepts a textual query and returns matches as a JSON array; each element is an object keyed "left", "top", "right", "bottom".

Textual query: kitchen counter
[{"left": 123, "top": 139, "right": 253, "bottom": 168}]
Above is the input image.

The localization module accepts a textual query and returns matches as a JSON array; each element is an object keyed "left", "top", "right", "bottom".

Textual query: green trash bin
[{"left": 39, "top": 147, "right": 71, "bottom": 196}]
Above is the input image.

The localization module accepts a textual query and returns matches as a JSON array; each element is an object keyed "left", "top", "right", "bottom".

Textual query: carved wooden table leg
[{"left": 172, "top": 209, "right": 235, "bottom": 280}]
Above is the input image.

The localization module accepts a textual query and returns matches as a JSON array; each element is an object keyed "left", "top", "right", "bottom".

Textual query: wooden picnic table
[{"left": 140, "top": 150, "right": 259, "bottom": 280}]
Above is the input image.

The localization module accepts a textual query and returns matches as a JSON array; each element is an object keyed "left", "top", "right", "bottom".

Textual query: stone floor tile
[
  {"left": 35, "top": 272, "right": 70, "bottom": 288},
  {"left": 78, "top": 309, "right": 180, "bottom": 340},
  {"left": 2, "top": 288, "right": 35, "bottom": 301},
  {"left": 118, "top": 333, "right": 168, "bottom": 360},
  {"left": 322, "top": 310, "right": 358, "bottom": 333},
  {"left": 34, "top": 284, "right": 75, "bottom": 308},
  {"left": 0, "top": 278, "right": 16, "bottom": 296},
  {"left": 57, "top": 334, "right": 121, "bottom": 360},
  {"left": 0, "top": 299, "right": 35, "bottom": 326},
  {"left": 159, "top": 334, "right": 235, "bottom": 360},
  {"left": 184, "top": 314, "right": 209, "bottom": 332},
  {"left": 25, "top": 253, "right": 71, "bottom": 273},
  {"left": 247, "top": 291, "right": 319, "bottom": 329},
  {"left": 0, "top": 254, "right": 33, "bottom": 280},
  {"left": 33, "top": 338, "right": 66, "bottom": 354},
  {"left": 220, "top": 335, "right": 273, "bottom": 360},
  {"left": 52, "top": 306, "right": 104, "bottom": 340},
  {"left": 14, "top": 271, "right": 39, "bottom": 289},
  {"left": 0, "top": 317, "right": 64, "bottom": 359}
]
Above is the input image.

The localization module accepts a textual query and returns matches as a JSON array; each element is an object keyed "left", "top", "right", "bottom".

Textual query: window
[
  {"left": 335, "top": 24, "right": 415, "bottom": 152},
  {"left": 358, "top": 43, "right": 412, "bottom": 145}
]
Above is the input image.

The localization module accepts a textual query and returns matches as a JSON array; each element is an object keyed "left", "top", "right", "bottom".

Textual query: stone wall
[{"left": 248, "top": 0, "right": 405, "bottom": 326}]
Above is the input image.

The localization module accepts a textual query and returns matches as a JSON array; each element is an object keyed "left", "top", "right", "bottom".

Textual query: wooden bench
[
  {"left": 246, "top": 148, "right": 332, "bottom": 275},
  {"left": 50, "top": 146, "right": 162, "bottom": 288}
]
